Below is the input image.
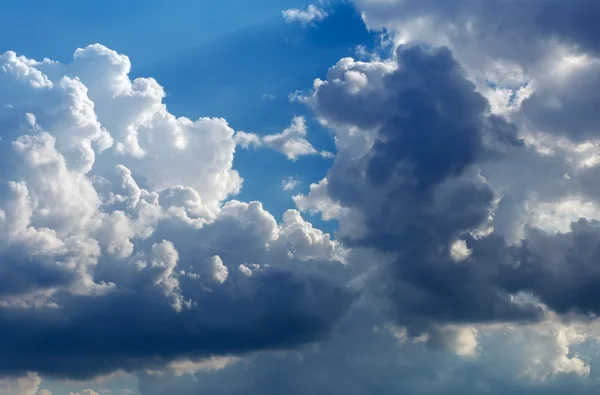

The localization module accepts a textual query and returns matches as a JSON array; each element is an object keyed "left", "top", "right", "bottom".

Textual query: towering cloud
[{"left": 298, "top": 45, "right": 539, "bottom": 338}]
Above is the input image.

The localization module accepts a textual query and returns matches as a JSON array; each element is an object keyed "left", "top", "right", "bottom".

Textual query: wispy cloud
[
  {"left": 282, "top": 177, "right": 300, "bottom": 191},
  {"left": 235, "top": 116, "right": 333, "bottom": 161},
  {"left": 282, "top": 4, "right": 328, "bottom": 26}
]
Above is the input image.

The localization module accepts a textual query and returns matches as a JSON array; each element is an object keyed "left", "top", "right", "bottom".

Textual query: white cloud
[
  {"left": 162, "top": 356, "right": 240, "bottom": 377},
  {"left": 282, "top": 177, "right": 299, "bottom": 191},
  {"left": 446, "top": 326, "right": 479, "bottom": 357},
  {"left": 0, "top": 373, "right": 50, "bottom": 395},
  {"left": 282, "top": 4, "right": 328, "bottom": 26},
  {"left": 209, "top": 255, "right": 229, "bottom": 284},
  {"left": 238, "top": 264, "right": 253, "bottom": 277},
  {"left": 235, "top": 116, "right": 332, "bottom": 161},
  {"left": 232, "top": 131, "right": 261, "bottom": 149},
  {"left": 449, "top": 239, "right": 472, "bottom": 262},
  {"left": 268, "top": 122, "right": 314, "bottom": 161}
]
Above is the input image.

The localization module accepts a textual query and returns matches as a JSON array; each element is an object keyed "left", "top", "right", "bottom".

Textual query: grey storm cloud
[
  {"left": 306, "top": 44, "right": 539, "bottom": 335},
  {"left": 496, "top": 219, "right": 600, "bottom": 316},
  {"left": 0, "top": 265, "right": 353, "bottom": 379}
]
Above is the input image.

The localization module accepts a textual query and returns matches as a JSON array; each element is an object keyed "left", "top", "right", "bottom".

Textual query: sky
[{"left": 2, "top": 1, "right": 600, "bottom": 394}]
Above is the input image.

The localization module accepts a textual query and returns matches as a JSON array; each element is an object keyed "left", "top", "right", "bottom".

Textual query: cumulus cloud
[
  {"left": 280, "top": 0, "right": 600, "bottom": 366},
  {"left": 0, "top": 373, "right": 49, "bottom": 395},
  {"left": 296, "top": 45, "right": 540, "bottom": 339},
  {"left": 235, "top": 116, "right": 332, "bottom": 161},
  {"left": 0, "top": 44, "right": 353, "bottom": 379},
  {"left": 209, "top": 256, "right": 229, "bottom": 284},
  {"left": 282, "top": 4, "right": 328, "bottom": 26},
  {"left": 237, "top": 264, "right": 253, "bottom": 277}
]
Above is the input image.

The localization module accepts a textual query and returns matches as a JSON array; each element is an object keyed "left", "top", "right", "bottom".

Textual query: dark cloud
[
  {"left": 497, "top": 219, "right": 600, "bottom": 316},
  {"left": 0, "top": 265, "right": 354, "bottom": 379},
  {"left": 534, "top": 0, "right": 600, "bottom": 55},
  {"left": 308, "top": 44, "right": 539, "bottom": 335},
  {"left": 0, "top": 251, "right": 75, "bottom": 297},
  {"left": 520, "top": 59, "right": 600, "bottom": 141}
]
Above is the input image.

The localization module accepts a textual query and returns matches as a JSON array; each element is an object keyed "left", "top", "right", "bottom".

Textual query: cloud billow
[{"left": 0, "top": 44, "right": 353, "bottom": 379}]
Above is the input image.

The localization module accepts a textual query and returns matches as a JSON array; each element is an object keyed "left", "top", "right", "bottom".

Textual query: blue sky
[{"left": 3, "top": 1, "right": 600, "bottom": 395}]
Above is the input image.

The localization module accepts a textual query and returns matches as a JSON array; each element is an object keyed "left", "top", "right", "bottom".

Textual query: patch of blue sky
[{"left": 0, "top": 0, "right": 309, "bottom": 63}]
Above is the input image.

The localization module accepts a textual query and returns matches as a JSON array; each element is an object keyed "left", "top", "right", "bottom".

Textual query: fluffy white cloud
[
  {"left": 209, "top": 256, "right": 229, "bottom": 284},
  {"left": 235, "top": 116, "right": 332, "bottom": 161},
  {"left": 282, "top": 4, "right": 328, "bottom": 26},
  {"left": 237, "top": 264, "right": 253, "bottom": 277},
  {"left": 0, "top": 373, "right": 49, "bottom": 395},
  {"left": 449, "top": 239, "right": 472, "bottom": 263},
  {"left": 282, "top": 177, "right": 299, "bottom": 191}
]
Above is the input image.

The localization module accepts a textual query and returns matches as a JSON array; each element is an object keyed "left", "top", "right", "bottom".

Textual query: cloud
[
  {"left": 285, "top": 0, "right": 600, "bottom": 363},
  {"left": 234, "top": 116, "right": 332, "bottom": 161},
  {"left": 282, "top": 177, "right": 299, "bottom": 191},
  {"left": 350, "top": 0, "right": 600, "bottom": 145},
  {"left": 136, "top": 305, "right": 600, "bottom": 395},
  {"left": 209, "top": 255, "right": 229, "bottom": 284},
  {"left": 282, "top": 4, "right": 328, "bottom": 26},
  {"left": 0, "top": 373, "right": 49, "bottom": 395},
  {"left": 296, "top": 45, "right": 539, "bottom": 339},
  {"left": 495, "top": 219, "right": 600, "bottom": 316},
  {"left": 237, "top": 264, "right": 253, "bottom": 277},
  {"left": 0, "top": 44, "right": 354, "bottom": 379}
]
